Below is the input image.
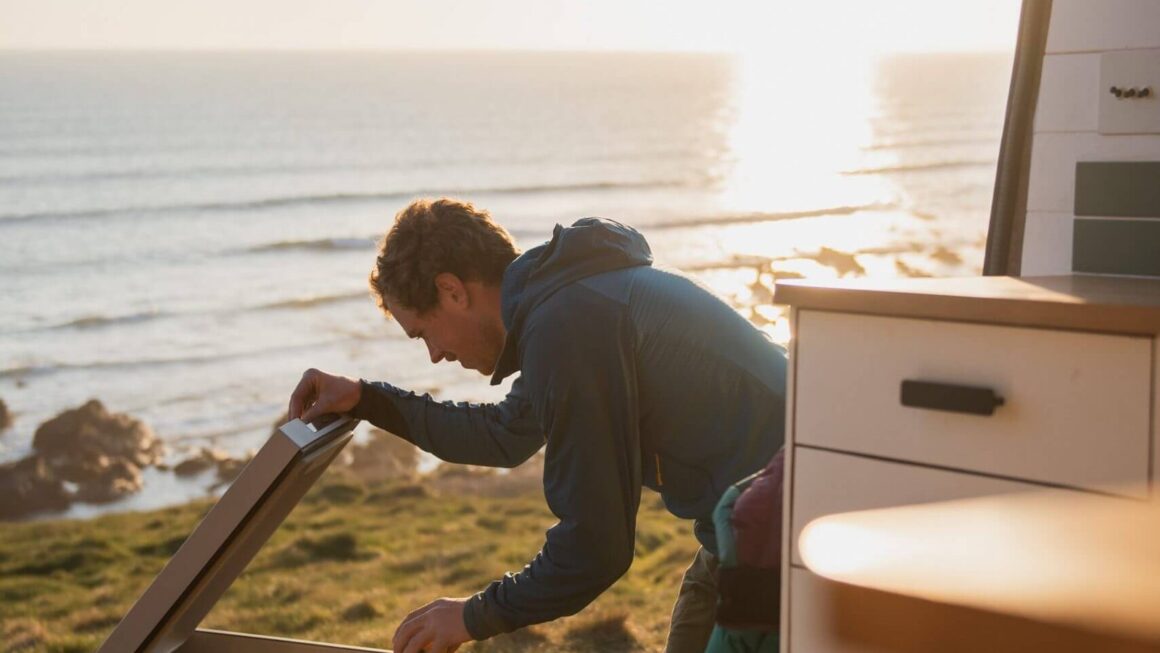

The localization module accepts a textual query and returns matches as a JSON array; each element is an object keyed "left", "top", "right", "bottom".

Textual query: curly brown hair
[{"left": 369, "top": 198, "right": 519, "bottom": 315}]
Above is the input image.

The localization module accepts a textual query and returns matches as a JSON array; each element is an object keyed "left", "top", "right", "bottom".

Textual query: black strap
[{"left": 716, "top": 566, "right": 780, "bottom": 630}]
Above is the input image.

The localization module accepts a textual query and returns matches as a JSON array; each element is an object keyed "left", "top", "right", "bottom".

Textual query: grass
[{"left": 0, "top": 468, "right": 700, "bottom": 652}]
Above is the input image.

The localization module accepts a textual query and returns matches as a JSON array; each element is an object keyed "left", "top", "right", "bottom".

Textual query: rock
[
  {"left": 343, "top": 428, "right": 420, "bottom": 483},
  {"left": 931, "top": 245, "right": 963, "bottom": 266},
  {"left": 173, "top": 457, "right": 209, "bottom": 476},
  {"left": 33, "top": 399, "right": 162, "bottom": 468},
  {"left": 215, "top": 450, "right": 254, "bottom": 484},
  {"left": 174, "top": 446, "right": 253, "bottom": 489},
  {"left": 71, "top": 457, "right": 142, "bottom": 503},
  {"left": 0, "top": 455, "right": 69, "bottom": 519},
  {"left": 0, "top": 397, "right": 11, "bottom": 431},
  {"left": 173, "top": 447, "right": 231, "bottom": 477},
  {"left": 25, "top": 399, "right": 161, "bottom": 509},
  {"left": 895, "top": 258, "right": 932, "bottom": 278},
  {"left": 815, "top": 247, "right": 866, "bottom": 277}
]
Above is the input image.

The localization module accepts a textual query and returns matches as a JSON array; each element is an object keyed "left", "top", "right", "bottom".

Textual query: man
[{"left": 288, "top": 198, "right": 786, "bottom": 653}]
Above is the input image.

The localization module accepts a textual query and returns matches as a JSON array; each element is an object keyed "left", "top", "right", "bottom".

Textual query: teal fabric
[
  {"left": 706, "top": 627, "right": 779, "bottom": 653},
  {"left": 712, "top": 485, "right": 743, "bottom": 569},
  {"left": 706, "top": 473, "right": 777, "bottom": 653}
]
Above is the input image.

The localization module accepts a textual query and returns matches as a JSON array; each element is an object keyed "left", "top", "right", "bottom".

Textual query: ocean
[{"left": 0, "top": 50, "right": 1012, "bottom": 517}]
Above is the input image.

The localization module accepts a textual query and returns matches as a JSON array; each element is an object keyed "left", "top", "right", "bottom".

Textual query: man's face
[{"left": 385, "top": 277, "right": 505, "bottom": 376}]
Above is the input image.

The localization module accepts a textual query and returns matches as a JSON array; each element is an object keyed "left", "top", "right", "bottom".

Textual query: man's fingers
[
  {"left": 288, "top": 394, "right": 306, "bottom": 421},
  {"left": 300, "top": 403, "right": 321, "bottom": 424},
  {"left": 402, "top": 631, "right": 437, "bottom": 653},
  {"left": 393, "top": 619, "right": 427, "bottom": 653},
  {"left": 392, "top": 612, "right": 422, "bottom": 652},
  {"left": 288, "top": 369, "right": 321, "bottom": 421},
  {"left": 395, "top": 605, "right": 434, "bottom": 635},
  {"left": 410, "top": 635, "right": 453, "bottom": 653},
  {"left": 393, "top": 598, "right": 470, "bottom": 653}
]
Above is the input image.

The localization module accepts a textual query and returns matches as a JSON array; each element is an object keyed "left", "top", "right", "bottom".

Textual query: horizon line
[{"left": 0, "top": 45, "right": 1014, "bottom": 57}]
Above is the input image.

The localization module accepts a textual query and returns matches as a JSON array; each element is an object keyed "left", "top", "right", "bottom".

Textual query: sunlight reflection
[
  {"left": 721, "top": 51, "right": 890, "bottom": 219},
  {"left": 800, "top": 520, "right": 901, "bottom": 578}
]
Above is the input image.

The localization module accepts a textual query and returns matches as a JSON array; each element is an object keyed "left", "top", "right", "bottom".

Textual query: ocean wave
[
  {"left": 0, "top": 161, "right": 396, "bottom": 186},
  {"left": 5, "top": 291, "right": 374, "bottom": 338},
  {"left": 246, "top": 237, "right": 377, "bottom": 254},
  {"left": 0, "top": 338, "right": 351, "bottom": 381},
  {"left": 257, "top": 291, "right": 368, "bottom": 310},
  {"left": 642, "top": 202, "right": 899, "bottom": 231},
  {"left": 52, "top": 311, "right": 164, "bottom": 331},
  {"left": 841, "top": 159, "right": 996, "bottom": 176},
  {"left": 861, "top": 136, "right": 996, "bottom": 151},
  {"left": 0, "top": 179, "right": 689, "bottom": 224},
  {"left": 0, "top": 310, "right": 170, "bottom": 336}
]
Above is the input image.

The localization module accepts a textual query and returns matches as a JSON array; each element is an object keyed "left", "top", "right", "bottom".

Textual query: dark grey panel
[
  {"left": 1075, "top": 162, "right": 1160, "bottom": 218},
  {"left": 1073, "top": 219, "right": 1160, "bottom": 277}
]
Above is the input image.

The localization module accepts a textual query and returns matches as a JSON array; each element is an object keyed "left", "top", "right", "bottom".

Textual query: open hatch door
[{"left": 97, "top": 415, "right": 389, "bottom": 653}]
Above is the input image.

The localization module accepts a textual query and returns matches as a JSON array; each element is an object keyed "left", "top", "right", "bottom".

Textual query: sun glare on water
[{"left": 721, "top": 48, "right": 885, "bottom": 216}]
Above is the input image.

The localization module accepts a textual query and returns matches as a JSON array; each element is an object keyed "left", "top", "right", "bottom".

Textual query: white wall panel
[
  {"left": 1026, "top": 133, "right": 1160, "bottom": 212},
  {"left": 1047, "top": 0, "right": 1160, "bottom": 53},
  {"left": 1034, "top": 53, "right": 1100, "bottom": 132},
  {"left": 1020, "top": 212, "right": 1074, "bottom": 275}
]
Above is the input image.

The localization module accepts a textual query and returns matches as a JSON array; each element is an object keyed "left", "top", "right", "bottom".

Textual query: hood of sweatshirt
[{"left": 490, "top": 217, "right": 653, "bottom": 385}]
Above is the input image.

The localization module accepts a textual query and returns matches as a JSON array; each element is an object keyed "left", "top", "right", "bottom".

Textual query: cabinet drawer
[
  {"left": 794, "top": 310, "right": 1151, "bottom": 495},
  {"left": 789, "top": 448, "right": 1065, "bottom": 567}
]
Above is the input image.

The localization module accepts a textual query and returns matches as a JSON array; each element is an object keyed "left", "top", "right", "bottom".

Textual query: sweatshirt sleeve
[
  {"left": 462, "top": 297, "right": 642, "bottom": 639},
  {"left": 350, "top": 376, "right": 544, "bottom": 468}
]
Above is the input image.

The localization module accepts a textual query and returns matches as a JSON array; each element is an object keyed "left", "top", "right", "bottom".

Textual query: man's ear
[{"left": 434, "top": 272, "right": 469, "bottom": 308}]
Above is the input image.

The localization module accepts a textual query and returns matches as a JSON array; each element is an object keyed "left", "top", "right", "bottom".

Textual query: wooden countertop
[
  {"left": 798, "top": 488, "right": 1160, "bottom": 649},
  {"left": 773, "top": 274, "right": 1160, "bottom": 335}
]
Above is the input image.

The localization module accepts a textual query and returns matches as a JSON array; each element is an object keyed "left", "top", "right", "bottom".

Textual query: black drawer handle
[{"left": 900, "top": 380, "right": 1005, "bottom": 416}]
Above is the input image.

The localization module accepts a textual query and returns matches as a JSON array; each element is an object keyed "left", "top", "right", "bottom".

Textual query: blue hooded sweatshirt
[{"left": 350, "top": 218, "right": 786, "bottom": 640}]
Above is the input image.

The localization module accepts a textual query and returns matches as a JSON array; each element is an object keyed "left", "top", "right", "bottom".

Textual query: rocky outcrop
[
  {"left": 0, "top": 455, "right": 70, "bottom": 520},
  {"left": 173, "top": 447, "right": 231, "bottom": 477},
  {"left": 0, "top": 400, "right": 163, "bottom": 519},
  {"left": 214, "top": 454, "right": 252, "bottom": 484},
  {"left": 174, "top": 446, "right": 253, "bottom": 485},
  {"left": 343, "top": 428, "right": 420, "bottom": 483},
  {"left": 33, "top": 399, "right": 162, "bottom": 469},
  {"left": 66, "top": 454, "right": 143, "bottom": 503},
  {"left": 32, "top": 399, "right": 160, "bottom": 505}
]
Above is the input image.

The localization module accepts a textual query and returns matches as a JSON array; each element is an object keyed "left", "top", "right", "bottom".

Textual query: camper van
[{"left": 99, "top": 0, "right": 1159, "bottom": 651}]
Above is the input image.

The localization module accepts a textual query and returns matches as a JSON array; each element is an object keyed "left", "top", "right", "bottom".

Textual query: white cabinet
[
  {"left": 775, "top": 275, "right": 1160, "bottom": 653},
  {"left": 795, "top": 311, "right": 1151, "bottom": 495}
]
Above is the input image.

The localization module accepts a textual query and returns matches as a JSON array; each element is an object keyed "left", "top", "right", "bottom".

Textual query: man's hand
[
  {"left": 287, "top": 368, "right": 362, "bottom": 423},
  {"left": 392, "top": 597, "right": 472, "bottom": 653}
]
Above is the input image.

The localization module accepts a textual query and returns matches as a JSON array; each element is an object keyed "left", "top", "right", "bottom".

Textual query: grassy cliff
[{"left": 1, "top": 467, "right": 700, "bottom": 652}]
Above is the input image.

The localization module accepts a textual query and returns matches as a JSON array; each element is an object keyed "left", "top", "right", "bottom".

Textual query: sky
[{"left": 0, "top": 0, "right": 1022, "bottom": 54}]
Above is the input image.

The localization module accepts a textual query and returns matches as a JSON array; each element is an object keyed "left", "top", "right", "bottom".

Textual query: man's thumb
[{"left": 300, "top": 403, "right": 322, "bottom": 424}]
